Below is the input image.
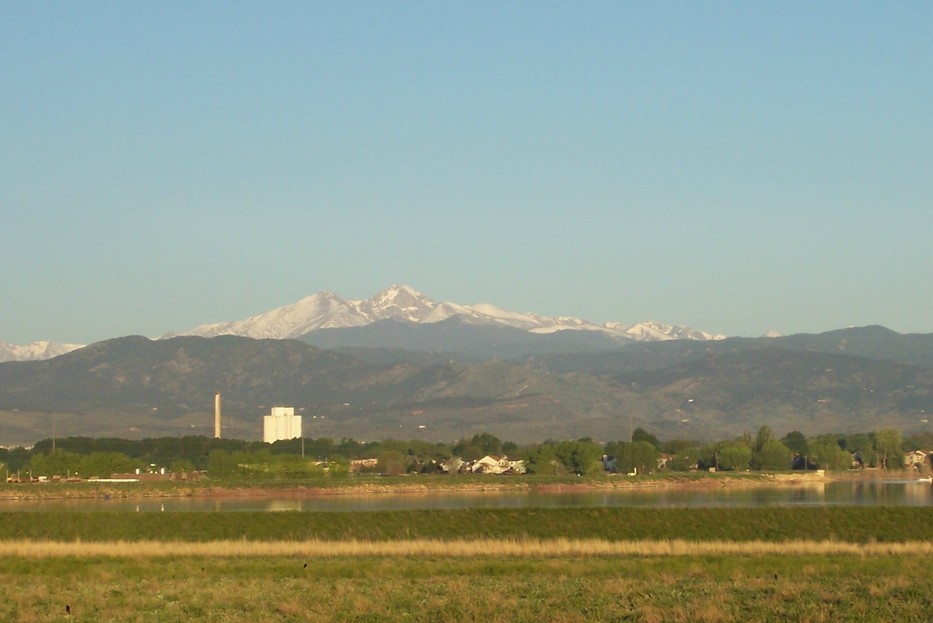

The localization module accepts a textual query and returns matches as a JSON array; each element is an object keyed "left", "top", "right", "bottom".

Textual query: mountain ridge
[
  {"left": 0, "top": 327, "right": 931, "bottom": 445},
  {"left": 165, "top": 284, "right": 726, "bottom": 344}
]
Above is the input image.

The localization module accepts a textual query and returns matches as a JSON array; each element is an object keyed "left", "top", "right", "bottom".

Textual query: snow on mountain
[
  {"left": 356, "top": 285, "right": 474, "bottom": 324},
  {"left": 161, "top": 290, "right": 368, "bottom": 340},
  {"left": 618, "top": 321, "right": 723, "bottom": 342},
  {"left": 0, "top": 340, "right": 84, "bottom": 363},
  {"left": 2, "top": 286, "right": 724, "bottom": 361},
  {"left": 169, "top": 284, "right": 725, "bottom": 343},
  {"left": 465, "top": 303, "right": 553, "bottom": 331}
]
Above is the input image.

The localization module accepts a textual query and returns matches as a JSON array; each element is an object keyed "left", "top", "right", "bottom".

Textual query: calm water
[{"left": 2, "top": 480, "right": 932, "bottom": 512}]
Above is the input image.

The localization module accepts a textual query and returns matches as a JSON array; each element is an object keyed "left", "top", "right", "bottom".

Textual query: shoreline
[{"left": 3, "top": 469, "right": 921, "bottom": 502}]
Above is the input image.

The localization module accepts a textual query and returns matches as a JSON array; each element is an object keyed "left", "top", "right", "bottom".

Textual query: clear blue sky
[{"left": 3, "top": 1, "right": 931, "bottom": 344}]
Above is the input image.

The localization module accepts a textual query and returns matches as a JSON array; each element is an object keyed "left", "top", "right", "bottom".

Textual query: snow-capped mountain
[
  {"left": 164, "top": 290, "right": 369, "bottom": 340},
  {"left": 0, "top": 340, "right": 84, "bottom": 363},
  {"left": 167, "top": 284, "right": 725, "bottom": 343},
  {"left": 612, "top": 320, "right": 722, "bottom": 342}
]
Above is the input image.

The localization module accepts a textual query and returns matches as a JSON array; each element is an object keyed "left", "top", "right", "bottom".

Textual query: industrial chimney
[{"left": 214, "top": 392, "right": 222, "bottom": 439}]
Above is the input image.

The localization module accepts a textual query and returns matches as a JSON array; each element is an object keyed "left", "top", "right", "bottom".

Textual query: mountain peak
[
  {"left": 382, "top": 284, "right": 423, "bottom": 299},
  {"left": 368, "top": 284, "right": 429, "bottom": 307},
  {"left": 360, "top": 285, "right": 440, "bottom": 323},
  {"left": 0, "top": 340, "right": 84, "bottom": 363},
  {"left": 160, "top": 285, "right": 724, "bottom": 345}
]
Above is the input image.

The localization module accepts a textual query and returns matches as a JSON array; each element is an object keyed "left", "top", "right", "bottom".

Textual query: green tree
[
  {"left": 552, "top": 441, "right": 576, "bottom": 473},
  {"left": 79, "top": 452, "right": 141, "bottom": 478},
  {"left": 454, "top": 433, "right": 502, "bottom": 457},
  {"left": 753, "top": 440, "right": 792, "bottom": 471},
  {"left": 603, "top": 440, "right": 626, "bottom": 460},
  {"left": 525, "top": 445, "right": 563, "bottom": 475},
  {"left": 327, "top": 456, "right": 351, "bottom": 478},
  {"left": 845, "top": 433, "right": 877, "bottom": 467},
  {"left": 618, "top": 441, "right": 658, "bottom": 475},
  {"left": 207, "top": 449, "right": 238, "bottom": 478},
  {"left": 27, "top": 450, "right": 82, "bottom": 477},
  {"left": 574, "top": 439, "right": 606, "bottom": 475},
  {"left": 268, "top": 454, "right": 323, "bottom": 478},
  {"left": 809, "top": 437, "right": 853, "bottom": 470},
  {"left": 281, "top": 437, "right": 334, "bottom": 460},
  {"left": 631, "top": 427, "right": 661, "bottom": 449},
  {"left": 661, "top": 439, "right": 698, "bottom": 455},
  {"left": 337, "top": 438, "right": 365, "bottom": 459},
  {"left": 552, "top": 440, "right": 603, "bottom": 475},
  {"left": 780, "top": 431, "right": 809, "bottom": 456},
  {"left": 169, "top": 459, "right": 196, "bottom": 474},
  {"left": 456, "top": 444, "right": 484, "bottom": 462},
  {"left": 376, "top": 450, "right": 406, "bottom": 476},
  {"left": 873, "top": 429, "right": 904, "bottom": 470},
  {"left": 753, "top": 426, "right": 773, "bottom": 453},
  {"left": 0, "top": 446, "right": 30, "bottom": 472},
  {"left": 715, "top": 444, "right": 752, "bottom": 471},
  {"left": 667, "top": 447, "right": 700, "bottom": 472}
]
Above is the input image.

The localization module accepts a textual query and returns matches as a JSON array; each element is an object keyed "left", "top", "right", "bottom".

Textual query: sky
[{"left": 3, "top": 1, "right": 932, "bottom": 345}]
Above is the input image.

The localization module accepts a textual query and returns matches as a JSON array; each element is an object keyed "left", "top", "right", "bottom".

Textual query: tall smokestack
[{"left": 214, "top": 392, "right": 222, "bottom": 439}]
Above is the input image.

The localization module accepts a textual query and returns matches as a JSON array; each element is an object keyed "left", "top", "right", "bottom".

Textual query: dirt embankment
[
  {"left": 534, "top": 472, "right": 831, "bottom": 493},
  {"left": 200, "top": 481, "right": 532, "bottom": 499},
  {"left": 192, "top": 471, "right": 842, "bottom": 499},
  {"left": 7, "top": 469, "right": 920, "bottom": 502}
]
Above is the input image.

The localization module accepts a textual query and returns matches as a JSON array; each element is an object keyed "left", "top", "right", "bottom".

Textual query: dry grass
[{"left": 3, "top": 537, "right": 932, "bottom": 558}]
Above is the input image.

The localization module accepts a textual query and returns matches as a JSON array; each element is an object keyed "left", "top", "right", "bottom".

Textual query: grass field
[
  {"left": 1, "top": 553, "right": 931, "bottom": 622},
  {"left": 2, "top": 507, "right": 932, "bottom": 622},
  {"left": 2, "top": 507, "right": 933, "bottom": 542}
]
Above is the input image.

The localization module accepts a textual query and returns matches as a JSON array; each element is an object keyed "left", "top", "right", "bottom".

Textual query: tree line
[{"left": 2, "top": 427, "right": 931, "bottom": 479}]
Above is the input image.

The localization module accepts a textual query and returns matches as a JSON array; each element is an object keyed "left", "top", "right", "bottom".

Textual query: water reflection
[{"left": 1, "top": 480, "right": 931, "bottom": 512}]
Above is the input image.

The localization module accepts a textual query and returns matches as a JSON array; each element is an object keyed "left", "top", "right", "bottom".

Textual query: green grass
[
  {"left": 0, "top": 555, "right": 930, "bottom": 622},
  {"left": 2, "top": 506, "right": 931, "bottom": 621},
  {"left": 2, "top": 507, "right": 932, "bottom": 543}
]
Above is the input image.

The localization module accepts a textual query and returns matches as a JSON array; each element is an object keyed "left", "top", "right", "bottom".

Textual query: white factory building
[{"left": 263, "top": 406, "right": 302, "bottom": 444}]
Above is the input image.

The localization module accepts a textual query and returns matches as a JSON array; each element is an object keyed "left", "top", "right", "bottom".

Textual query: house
[
  {"left": 440, "top": 457, "right": 466, "bottom": 474},
  {"left": 470, "top": 455, "right": 526, "bottom": 475},
  {"left": 349, "top": 458, "right": 378, "bottom": 473},
  {"left": 905, "top": 450, "right": 930, "bottom": 470}
]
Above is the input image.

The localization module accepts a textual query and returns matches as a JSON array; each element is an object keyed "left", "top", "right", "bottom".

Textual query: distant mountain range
[
  {"left": 165, "top": 284, "right": 725, "bottom": 344},
  {"left": 2, "top": 286, "right": 930, "bottom": 445},
  {"left": 0, "top": 325, "right": 930, "bottom": 446},
  {"left": 3, "top": 285, "right": 725, "bottom": 363}
]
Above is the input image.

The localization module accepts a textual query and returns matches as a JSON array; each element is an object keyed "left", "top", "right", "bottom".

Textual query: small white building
[
  {"left": 263, "top": 406, "right": 302, "bottom": 443},
  {"left": 469, "top": 455, "right": 526, "bottom": 475}
]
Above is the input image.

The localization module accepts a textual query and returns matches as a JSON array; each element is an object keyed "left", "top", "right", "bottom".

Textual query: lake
[{"left": 2, "top": 479, "right": 932, "bottom": 512}]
